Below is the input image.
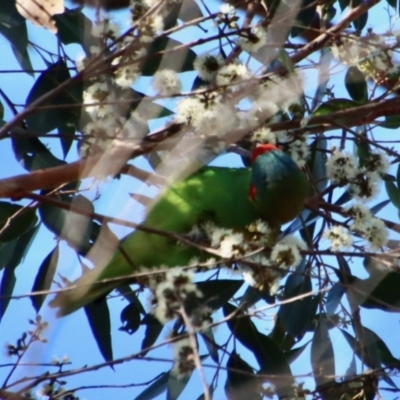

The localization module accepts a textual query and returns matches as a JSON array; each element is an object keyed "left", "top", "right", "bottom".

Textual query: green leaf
[
  {"left": 53, "top": 7, "right": 95, "bottom": 54},
  {"left": 381, "top": 115, "right": 400, "bottom": 129},
  {"left": 177, "top": 0, "right": 203, "bottom": 23},
  {"left": 200, "top": 328, "right": 219, "bottom": 363},
  {"left": 306, "top": 313, "right": 340, "bottom": 332},
  {"left": 311, "top": 316, "right": 335, "bottom": 388},
  {"left": 370, "top": 199, "right": 390, "bottom": 215},
  {"left": 196, "top": 279, "right": 243, "bottom": 311},
  {"left": 0, "top": 224, "right": 40, "bottom": 321},
  {"left": 119, "top": 301, "right": 141, "bottom": 335},
  {"left": 140, "top": 37, "right": 196, "bottom": 76},
  {"left": 355, "top": 127, "right": 370, "bottom": 168},
  {"left": 353, "top": 270, "right": 400, "bottom": 312},
  {"left": 128, "top": 89, "right": 173, "bottom": 119},
  {"left": 396, "top": 163, "right": 400, "bottom": 192},
  {"left": 338, "top": 0, "right": 350, "bottom": 11},
  {"left": 386, "top": 0, "right": 397, "bottom": 10},
  {"left": 30, "top": 245, "right": 59, "bottom": 313},
  {"left": 385, "top": 181, "right": 400, "bottom": 209},
  {"left": 277, "top": 49, "right": 295, "bottom": 74},
  {"left": 312, "top": 98, "right": 358, "bottom": 116},
  {"left": 141, "top": 313, "right": 163, "bottom": 355},
  {"left": 84, "top": 296, "right": 113, "bottom": 363},
  {"left": 168, "top": 354, "right": 203, "bottom": 400},
  {"left": 291, "top": 0, "right": 317, "bottom": 38},
  {"left": 163, "top": 0, "right": 203, "bottom": 30},
  {"left": 278, "top": 269, "right": 317, "bottom": 339},
  {"left": 340, "top": 329, "right": 381, "bottom": 370},
  {"left": 325, "top": 283, "right": 345, "bottom": 316},
  {"left": 223, "top": 303, "right": 294, "bottom": 397},
  {"left": 346, "top": 354, "right": 357, "bottom": 376},
  {"left": 196, "top": 385, "right": 215, "bottom": 400},
  {"left": 12, "top": 132, "right": 65, "bottom": 171},
  {"left": 224, "top": 351, "right": 262, "bottom": 400},
  {"left": 25, "top": 59, "right": 82, "bottom": 134},
  {"left": 285, "top": 340, "right": 311, "bottom": 364},
  {"left": 0, "top": 202, "right": 37, "bottom": 243},
  {"left": 351, "top": 0, "right": 368, "bottom": 31},
  {"left": 362, "top": 326, "right": 400, "bottom": 370},
  {"left": 0, "top": 0, "right": 25, "bottom": 25},
  {"left": 191, "top": 75, "right": 209, "bottom": 91},
  {"left": 0, "top": 0, "right": 33, "bottom": 75},
  {"left": 39, "top": 194, "right": 93, "bottom": 254},
  {"left": 59, "top": 123, "right": 75, "bottom": 159},
  {"left": 135, "top": 372, "right": 169, "bottom": 400},
  {"left": 345, "top": 66, "right": 368, "bottom": 103},
  {"left": 268, "top": 315, "right": 296, "bottom": 352},
  {"left": 310, "top": 136, "right": 328, "bottom": 193}
]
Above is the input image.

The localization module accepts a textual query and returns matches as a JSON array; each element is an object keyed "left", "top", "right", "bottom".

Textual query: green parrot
[{"left": 51, "top": 144, "right": 309, "bottom": 316}]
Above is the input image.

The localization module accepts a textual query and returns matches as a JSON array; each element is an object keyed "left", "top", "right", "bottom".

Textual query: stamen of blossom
[
  {"left": 152, "top": 69, "right": 182, "bottom": 96},
  {"left": 250, "top": 127, "right": 276, "bottom": 144},
  {"left": 326, "top": 149, "right": 358, "bottom": 186},
  {"left": 323, "top": 225, "right": 353, "bottom": 252},
  {"left": 215, "top": 63, "right": 252, "bottom": 88},
  {"left": 175, "top": 94, "right": 237, "bottom": 137},
  {"left": 239, "top": 25, "right": 268, "bottom": 53},
  {"left": 270, "top": 235, "right": 307, "bottom": 268},
  {"left": 171, "top": 338, "right": 195, "bottom": 379},
  {"left": 153, "top": 269, "right": 202, "bottom": 323},
  {"left": 193, "top": 53, "right": 224, "bottom": 81},
  {"left": 352, "top": 215, "right": 388, "bottom": 250},
  {"left": 349, "top": 171, "right": 380, "bottom": 201}
]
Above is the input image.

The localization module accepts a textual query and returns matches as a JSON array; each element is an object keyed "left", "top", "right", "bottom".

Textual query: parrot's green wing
[{"left": 51, "top": 167, "right": 263, "bottom": 315}]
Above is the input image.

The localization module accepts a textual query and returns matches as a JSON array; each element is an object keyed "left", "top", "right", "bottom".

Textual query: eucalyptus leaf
[
  {"left": 84, "top": 296, "right": 113, "bottom": 363},
  {"left": 134, "top": 372, "right": 169, "bottom": 400},
  {"left": 385, "top": 181, "right": 400, "bottom": 209},
  {"left": 0, "top": 202, "right": 37, "bottom": 243},
  {"left": 224, "top": 351, "right": 262, "bottom": 400},
  {"left": 141, "top": 313, "right": 163, "bottom": 355},
  {"left": 223, "top": 303, "right": 294, "bottom": 397},
  {"left": 31, "top": 245, "right": 59, "bottom": 312},
  {"left": 0, "top": 224, "right": 40, "bottom": 321},
  {"left": 53, "top": 7, "right": 95, "bottom": 55},
  {"left": 345, "top": 66, "right": 368, "bottom": 103},
  {"left": 311, "top": 316, "right": 335, "bottom": 387},
  {"left": 140, "top": 37, "right": 196, "bottom": 76}
]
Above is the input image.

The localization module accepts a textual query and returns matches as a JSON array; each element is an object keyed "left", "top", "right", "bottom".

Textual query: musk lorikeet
[{"left": 51, "top": 144, "right": 309, "bottom": 316}]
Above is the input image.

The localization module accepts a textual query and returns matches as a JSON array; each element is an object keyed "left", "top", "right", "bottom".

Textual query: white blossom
[
  {"left": 216, "top": 63, "right": 252, "bottom": 87},
  {"left": 323, "top": 226, "right": 353, "bottom": 252},
  {"left": 326, "top": 149, "right": 358, "bottom": 185},
  {"left": 351, "top": 214, "right": 388, "bottom": 250},
  {"left": 175, "top": 95, "right": 237, "bottom": 137},
  {"left": 219, "top": 233, "right": 244, "bottom": 257},
  {"left": 153, "top": 269, "right": 202, "bottom": 323},
  {"left": 75, "top": 54, "right": 87, "bottom": 72},
  {"left": 239, "top": 25, "right": 268, "bottom": 53},
  {"left": 349, "top": 171, "right": 380, "bottom": 201},
  {"left": 171, "top": 338, "right": 195, "bottom": 378},
  {"left": 114, "top": 65, "right": 140, "bottom": 88},
  {"left": 270, "top": 235, "right": 306, "bottom": 268},
  {"left": 288, "top": 138, "right": 310, "bottom": 168},
  {"left": 193, "top": 53, "right": 224, "bottom": 81},
  {"left": 219, "top": 3, "right": 235, "bottom": 14},
  {"left": 152, "top": 69, "right": 182, "bottom": 96},
  {"left": 250, "top": 127, "right": 276, "bottom": 144}
]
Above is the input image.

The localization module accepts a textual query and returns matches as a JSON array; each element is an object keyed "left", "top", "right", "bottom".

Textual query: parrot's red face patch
[
  {"left": 249, "top": 183, "right": 256, "bottom": 200},
  {"left": 250, "top": 143, "right": 279, "bottom": 164}
]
